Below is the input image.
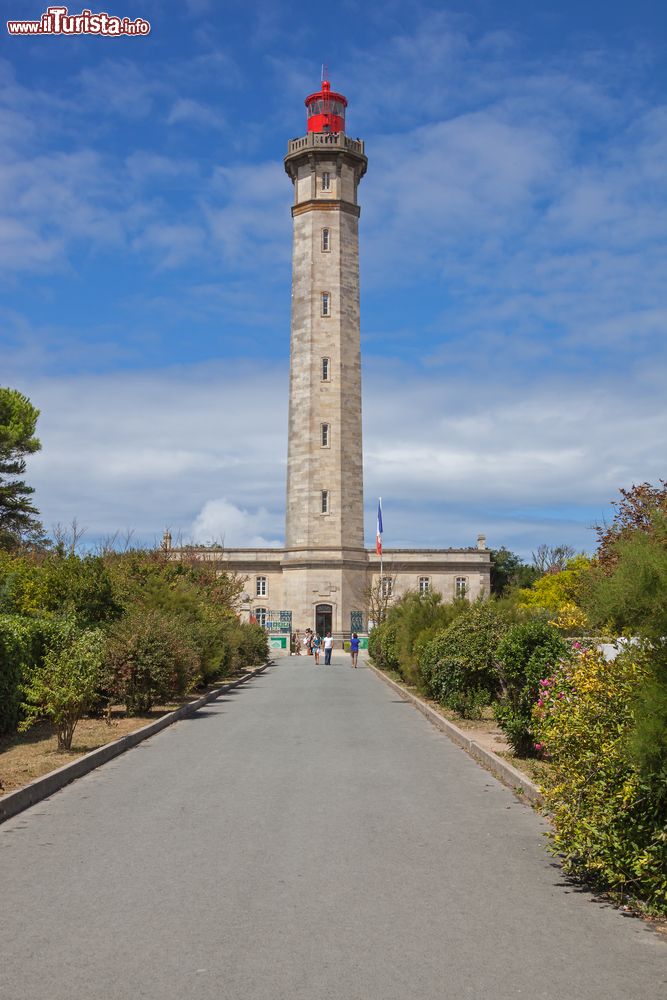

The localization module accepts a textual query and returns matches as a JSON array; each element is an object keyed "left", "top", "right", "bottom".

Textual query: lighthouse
[
  {"left": 178, "top": 79, "right": 491, "bottom": 646},
  {"left": 281, "top": 80, "right": 369, "bottom": 634}
]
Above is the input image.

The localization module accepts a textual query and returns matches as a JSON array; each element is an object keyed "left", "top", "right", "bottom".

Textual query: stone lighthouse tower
[
  {"left": 281, "top": 79, "right": 369, "bottom": 634},
  {"left": 177, "top": 79, "right": 491, "bottom": 644}
]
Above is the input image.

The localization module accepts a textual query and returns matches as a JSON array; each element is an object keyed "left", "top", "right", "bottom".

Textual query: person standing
[
  {"left": 349, "top": 632, "right": 360, "bottom": 668},
  {"left": 323, "top": 632, "right": 333, "bottom": 665},
  {"left": 312, "top": 632, "right": 321, "bottom": 664}
]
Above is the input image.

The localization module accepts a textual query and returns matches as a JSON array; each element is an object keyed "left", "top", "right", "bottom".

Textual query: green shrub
[
  {"left": 0, "top": 614, "right": 53, "bottom": 737},
  {"left": 367, "top": 591, "right": 467, "bottom": 683},
  {"left": 446, "top": 686, "right": 489, "bottom": 720},
  {"left": 534, "top": 647, "right": 667, "bottom": 914},
  {"left": 368, "top": 619, "right": 400, "bottom": 673},
  {"left": 367, "top": 624, "right": 382, "bottom": 665},
  {"left": 628, "top": 654, "right": 667, "bottom": 805},
  {"left": 217, "top": 618, "right": 268, "bottom": 674},
  {"left": 231, "top": 621, "right": 269, "bottom": 670},
  {"left": 0, "top": 551, "right": 120, "bottom": 627},
  {"left": 0, "top": 615, "right": 36, "bottom": 736},
  {"left": 584, "top": 512, "right": 667, "bottom": 803},
  {"left": 104, "top": 609, "right": 200, "bottom": 714},
  {"left": 419, "top": 601, "right": 509, "bottom": 714},
  {"left": 494, "top": 621, "right": 569, "bottom": 756},
  {"left": 20, "top": 616, "right": 106, "bottom": 749},
  {"left": 391, "top": 591, "right": 466, "bottom": 685}
]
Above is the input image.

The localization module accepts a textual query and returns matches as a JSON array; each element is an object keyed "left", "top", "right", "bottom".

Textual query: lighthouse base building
[{"left": 170, "top": 80, "right": 490, "bottom": 647}]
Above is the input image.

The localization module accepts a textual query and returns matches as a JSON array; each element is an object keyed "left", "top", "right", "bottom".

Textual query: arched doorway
[{"left": 315, "top": 603, "right": 333, "bottom": 636}]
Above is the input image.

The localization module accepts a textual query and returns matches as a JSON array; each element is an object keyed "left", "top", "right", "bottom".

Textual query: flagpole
[{"left": 379, "top": 496, "right": 383, "bottom": 614}]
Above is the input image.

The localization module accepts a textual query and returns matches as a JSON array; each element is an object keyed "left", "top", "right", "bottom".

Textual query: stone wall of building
[{"left": 171, "top": 546, "right": 491, "bottom": 636}]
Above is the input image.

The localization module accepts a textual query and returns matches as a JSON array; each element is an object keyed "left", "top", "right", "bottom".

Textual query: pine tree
[{"left": 0, "top": 388, "right": 43, "bottom": 550}]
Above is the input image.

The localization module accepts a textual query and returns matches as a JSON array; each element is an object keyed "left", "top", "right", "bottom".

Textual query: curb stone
[
  {"left": 0, "top": 661, "right": 272, "bottom": 825},
  {"left": 367, "top": 662, "right": 544, "bottom": 806}
]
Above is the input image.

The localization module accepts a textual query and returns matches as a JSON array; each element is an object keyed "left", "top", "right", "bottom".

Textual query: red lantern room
[{"left": 305, "top": 79, "right": 347, "bottom": 134}]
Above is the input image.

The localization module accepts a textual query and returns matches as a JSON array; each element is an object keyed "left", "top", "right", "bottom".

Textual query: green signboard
[
  {"left": 350, "top": 610, "right": 365, "bottom": 633},
  {"left": 264, "top": 611, "right": 292, "bottom": 633}
]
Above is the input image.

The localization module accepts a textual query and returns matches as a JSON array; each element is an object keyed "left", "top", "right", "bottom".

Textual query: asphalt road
[{"left": 1, "top": 654, "right": 664, "bottom": 999}]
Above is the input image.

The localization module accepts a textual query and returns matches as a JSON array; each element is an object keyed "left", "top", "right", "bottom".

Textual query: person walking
[
  {"left": 323, "top": 632, "right": 333, "bottom": 665},
  {"left": 349, "top": 632, "right": 360, "bottom": 668},
  {"left": 293, "top": 631, "right": 301, "bottom": 655},
  {"left": 312, "top": 632, "right": 321, "bottom": 664}
]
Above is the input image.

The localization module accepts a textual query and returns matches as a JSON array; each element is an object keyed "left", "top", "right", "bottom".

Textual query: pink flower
[
  {"left": 573, "top": 641, "right": 582, "bottom": 650},
  {"left": 534, "top": 742, "right": 544, "bottom": 752},
  {"left": 537, "top": 699, "right": 544, "bottom": 707}
]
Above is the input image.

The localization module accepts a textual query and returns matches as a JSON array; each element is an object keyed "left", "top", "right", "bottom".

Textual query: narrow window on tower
[
  {"left": 256, "top": 576, "right": 267, "bottom": 597},
  {"left": 419, "top": 577, "right": 430, "bottom": 595},
  {"left": 321, "top": 490, "right": 330, "bottom": 514},
  {"left": 321, "top": 357, "right": 330, "bottom": 381},
  {"left": 321, "top": 292, "right": 331, "bottom": 316},
  {"left": 321, "top": 227, "right": 330, "bottom": 252},
  {"left": 455, "top": 577, "right": 468, "bottom": 599},
  {"left": 322, "top": 171, "right": 331, "bottom": 191},
  {"left": 321, "top": 423, "right": 330, "bottom": 447}
]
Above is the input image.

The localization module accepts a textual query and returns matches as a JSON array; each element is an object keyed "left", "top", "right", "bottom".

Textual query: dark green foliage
[
  {"left": 629, "top": 657, "right": 667, "bottom": 804},
  {"left": 231, "top": 621, "right": 269, "bottom": 672},
  {"left": 445, "top": 686, "right": 489, "bottom": 720},
  {"left": 104, "top": 608, "right": 200, "bottom": 714},
  {"left": 419, "top": 601, "right": 508, "bottom": 714},
  {"left": 0, "top": 551, "right": 119, "bottom": 627},
  {"left": 391, "top": 591, "right": 466, "bottom": 686},
  {"left": 101, "top": 553, "right": 268, "bottom": 713},
  {"left": 494, "top": 621, "right": 569, "bottom": 756},
  {"left": 585, "top": 514, "right": 667, "bottom": 642},
  {"left": 490, "top": 548, "right": 539, "bottom": 596},
  {"left": 41, "top": 555, "right": 119, "bottom": 626},
  {"left": 0, "top": 388, "right": 43, "bottom": 551},
  {"left": 20, "top": 616, "right": 106, "bottom": 749},
  {"left": 585, "top": 513, "right": 667, "bottom": 801},
  {"left": 368, "top": 590, "right": 466, "bottom": 685},
  {"left": 0, "top": 615, "right": 42, "bottom": 737},
  {"left": 368, "top": 618, "right": 400, "bottom": 673}
]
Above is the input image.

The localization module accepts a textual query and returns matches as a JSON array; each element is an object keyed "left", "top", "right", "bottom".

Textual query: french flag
[{"left": 376, "top": 498, "right": 383, "bottom": 555}]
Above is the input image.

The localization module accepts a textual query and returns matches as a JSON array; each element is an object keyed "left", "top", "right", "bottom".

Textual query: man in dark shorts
[{"left": 350, "top": 632, "right": 360, "bottom": 668}]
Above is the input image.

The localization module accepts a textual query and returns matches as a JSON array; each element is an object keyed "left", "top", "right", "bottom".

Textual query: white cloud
[
  {"left": 191, "top": 498, "right": 282, "bottom": 547},
  {"left": 7, "top": 356, "right": 664, "bottom": 559}
]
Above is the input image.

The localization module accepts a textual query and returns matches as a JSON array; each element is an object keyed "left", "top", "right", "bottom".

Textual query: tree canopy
[{"left": 0, "top": 388, "right": 43, "bottom": 550}]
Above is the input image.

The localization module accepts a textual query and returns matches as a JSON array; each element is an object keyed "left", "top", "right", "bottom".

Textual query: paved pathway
[{"left": 1, "top": 655, "right": 664, "bottom": 999}]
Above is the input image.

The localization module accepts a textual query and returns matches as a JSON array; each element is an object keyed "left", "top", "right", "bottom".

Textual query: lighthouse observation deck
[{"left": 287, "top": 132, "right": 365, "bottom": 156}]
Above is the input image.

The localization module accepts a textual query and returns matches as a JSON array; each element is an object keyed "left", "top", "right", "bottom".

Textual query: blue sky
[{"left": 2, "top": 0, "right": 666, "bottom": 557}]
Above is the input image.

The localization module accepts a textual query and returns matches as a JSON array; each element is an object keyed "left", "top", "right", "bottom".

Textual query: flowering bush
[
  {"left": 518, "top": 555, "right": 590, "bottom": 633},
  {"left": 493, "top": 621, "right": 569, "bottom": 756},
  {"left": 533, "top": 646, "right": 667, "bottom": 913}
]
